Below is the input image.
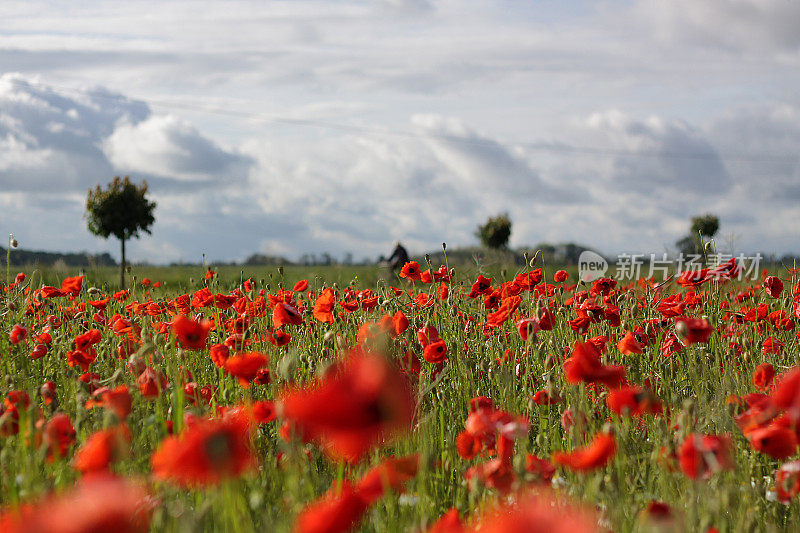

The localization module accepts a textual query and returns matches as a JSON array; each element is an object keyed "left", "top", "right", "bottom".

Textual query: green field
[{"left": 0, "top": 259, "right": 798, "bottom": 532}]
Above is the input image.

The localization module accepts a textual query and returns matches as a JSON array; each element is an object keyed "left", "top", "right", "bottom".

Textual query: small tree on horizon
[
  {"left": 475, "top": 213, "right": 512, "bottom": 249},
  {"left": 86, "top": 176, "right": 156, "bottom": 289},
  {"left": 676, "top": 213, "right": 719, "bottom": 256}
]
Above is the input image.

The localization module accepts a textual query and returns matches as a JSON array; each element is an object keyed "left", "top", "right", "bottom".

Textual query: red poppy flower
[
  {"left": 486, "top": 295, "right": 521, "bottom": 327},
  {"left": 764, "top": 276, "right": 784, "bottom": 298},
  {"left": 642, "top": 501, "right": 674, "bottom": 524},
  {"left": 433, "top": 265, "right": 454, "bottom": 283},
  {"left": 9, "top": 324, "right": 28, "bottom": 344},
  {"left": 151, "top": 408, "right": 256, "bottom": 487},
  {"left": 361, "top": 293, "right": 382, "bottom": 311},
  {"left": 617, "top": 332, "right": 645, "bottom": 355},
  {"left": 293, "top": 279, "right": 309, "bottom": 292},
  {"left": 753, "top": 363, "right": 775, "bottom": 390},
  {"left": 465, "top": 457, "right": 515, "bottom": 494},
  {"left": 774, "top": 461, "right": 800, "bottom": 504},
  {"left": 280, "top": 351, "right": 415, "bottom": 462},
  {"left": 392, "top": 311, "right": 409, "bottom": 337},
  {"left": 525, "top": 454, "right": 556, "bottom": 483},
  {"left": 137, "top": 367, "right": 167, "bottom": 399},
  {"left": 468, "top": 490, "right": 599, "bottom": 533},
  {"left": 677, "top": 269, "right": 710, "bottom": 288},
  {"left": 399, "top": 261, "right": 422, "bottom": 281},
  {"left": 273, "top": 301, "right": 303, "bottom": 328},
  {"left": 417, "top": 325, "right": 439, "bottom": 348},
  {"left": 468, "top": 275, "right": 493, "bottom": 298},
  {"left": 209, "top": 343, "right": 230, "bottom": 369},
  {"left": 0, "top": 475, "right": 152, "bottom": 533},
  {"left": 267, "top": 328, "right": 292, "bottom": 347},
  {"left": 30, "top": 342, "right": 47, "bottom": 359},
  {"left": 748, "top": 424, "right": 798, "bottom": 460},
  {"left": 553, "top": 432, "right": 616, "bottom": 472},
  {"left": 678, "top": 433, "right": 734, "bottom": 480},
  {"left": 427, "top": 508, "right": 463, "bottom": 533},
  {"left": 675, "top": 318, "right": 713, "bottom": 345},
  {"left": 5, "top": 390, "right": 30, "bottom": 410},
  {"left": 254, "top": 400, "right": 277, "bottom": 424},
  {"left": 78, "top": 373, "right": 102, "bottom": 393},
  {"left": 313, "top": 289, "right": 336, "bottom": 323},
  {"left": 42, "top": 413, "right": 76, "bottom": 459},
  {"left": 294, "top": 481, "right": 368, "bottom": 533},
  {"left": 554, "top": 270, "right": 568, "bottom": 282},
  {"left": 67, "top": 349, "right": 96, "bottom": 371},
  {"left": 762, "top": 336, "right": 784, "bottom": 355},
  {"left": 532, "top": 389, "right": 561, "bottom": 406},
  {"left": 73, "top": 426, "right": 131, "bottom": 474},
  {"left": 40, "top": 381, "right": 56, "bottom": 405},
  {"left": 437, "top": 282, "right": 449, "bottom": 300},
  {"left": 423, "top": 340, "right": 448, "bottom": 364},
  {"left": 514, "top": 269, "right": 542, "bottom": 290},
  {"left": 515, "top": 317, "right": 540, "bottom": 341},
  {"left": 563, "top": 341, "right": 625, "bottom": 388},
  {"left": 225, "top": 352, "right": 269, "bottom": 388},
  {"left": 171, "top": 315, "right": 212, "bottom": 350},
  {"left": 772, "top": 367, "right": 800, "bottom": 422},
  {"left": 607, "top": 386, "right": 662, "bottom": 416},
  {"left": 86, "top": 385, "right": 133, "bottom": 420},
  {"left": 417, "top": 269, "right": 432, "bottom": 283},
  {"left": 0, "top": 405, "right": 19, "bottom": 437},
  {"left": 60, "top": 275, "right": 84, "bottom": 295},
  {"left": 356, "top": 454, "right": 419, "bottom": 504}
]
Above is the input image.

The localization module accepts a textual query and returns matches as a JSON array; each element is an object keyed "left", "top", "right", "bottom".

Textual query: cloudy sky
[{"left": 1, "top": 0, "right": 799, "bottom": 264}]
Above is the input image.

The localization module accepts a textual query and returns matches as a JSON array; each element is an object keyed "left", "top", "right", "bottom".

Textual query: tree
[
  {"left": 86, "top": 176, "right": 156, "bottom": 289},
  {"left": 475, "top": 213, "right": 512, "bottom": 249},
  {"left": 676, "top": 213, "right": 719, "bottom": 256}
]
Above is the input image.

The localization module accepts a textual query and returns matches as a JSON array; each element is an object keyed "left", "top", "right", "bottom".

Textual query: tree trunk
[{"left": 120, "top": 237, "right": 126, "bottom": 290}]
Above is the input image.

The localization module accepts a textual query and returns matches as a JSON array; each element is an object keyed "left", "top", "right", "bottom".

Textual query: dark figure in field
[{"left": 387, "top": 241, "right": 409, "bottom": 271}]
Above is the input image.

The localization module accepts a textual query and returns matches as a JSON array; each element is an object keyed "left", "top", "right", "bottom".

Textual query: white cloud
[
  {"left": 104, "top": 114, "right": 251, "bottom": 182},
  {"left": 629, "top": 0, "right": 800, "bottom": 56},
  {"left": 2, "top": 75, "right": 799, "bottom": 262}
]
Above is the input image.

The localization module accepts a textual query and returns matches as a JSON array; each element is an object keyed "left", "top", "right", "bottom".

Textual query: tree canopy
[
  {"left": 676, "top": 213, "right": 719, "bottom": 256},
  {"left": 86, "top": 176, "right": 156, "bottom": 242},
  {"left": 475, "top": 213, "right": 512, "bottom": 249},
  {"left": 86, "top": 176, "right": 156, "bottom": 288}
]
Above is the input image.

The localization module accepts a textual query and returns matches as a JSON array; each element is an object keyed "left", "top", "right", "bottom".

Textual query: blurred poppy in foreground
[
  {"left": 466, "top": 490, "right": 599, "bottom": 533},
  {"left": 774, "top": 460, "right": 800, "bottom": 504},
  {"left": 73, "top": 426, "right": 131, "bottom": 474},
  {"left": 678, "top": 433, "right": 734, "bottom": 480},
  {"left": 280, "top": 350, "right": 415, "bottom": 462},
  {"left": 0, "top": 475, "right": 152, "bottom": 533},
  {"left": 675, "top": 318, "right": 713, "bottom": 345},
  {"left": 294, "top": 481, "right": 368, "bottom": 533},
  {"left": 553, "top": 432, "right": 616, "bottom": 472},
  {"left": 295, "top": 454, "right": 419, "bottom": 533},
  {"left": 151, "top": 407, "right": 256, "bottom": 487}
]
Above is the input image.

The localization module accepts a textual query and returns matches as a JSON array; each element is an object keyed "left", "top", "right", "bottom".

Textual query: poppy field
[{"left": 1, "top": 257, "right": 799, "bottom": 532}]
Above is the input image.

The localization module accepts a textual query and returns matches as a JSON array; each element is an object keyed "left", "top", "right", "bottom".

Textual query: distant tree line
[{"left": 0, "top": 246, "right": 116, "bottom": 267}]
